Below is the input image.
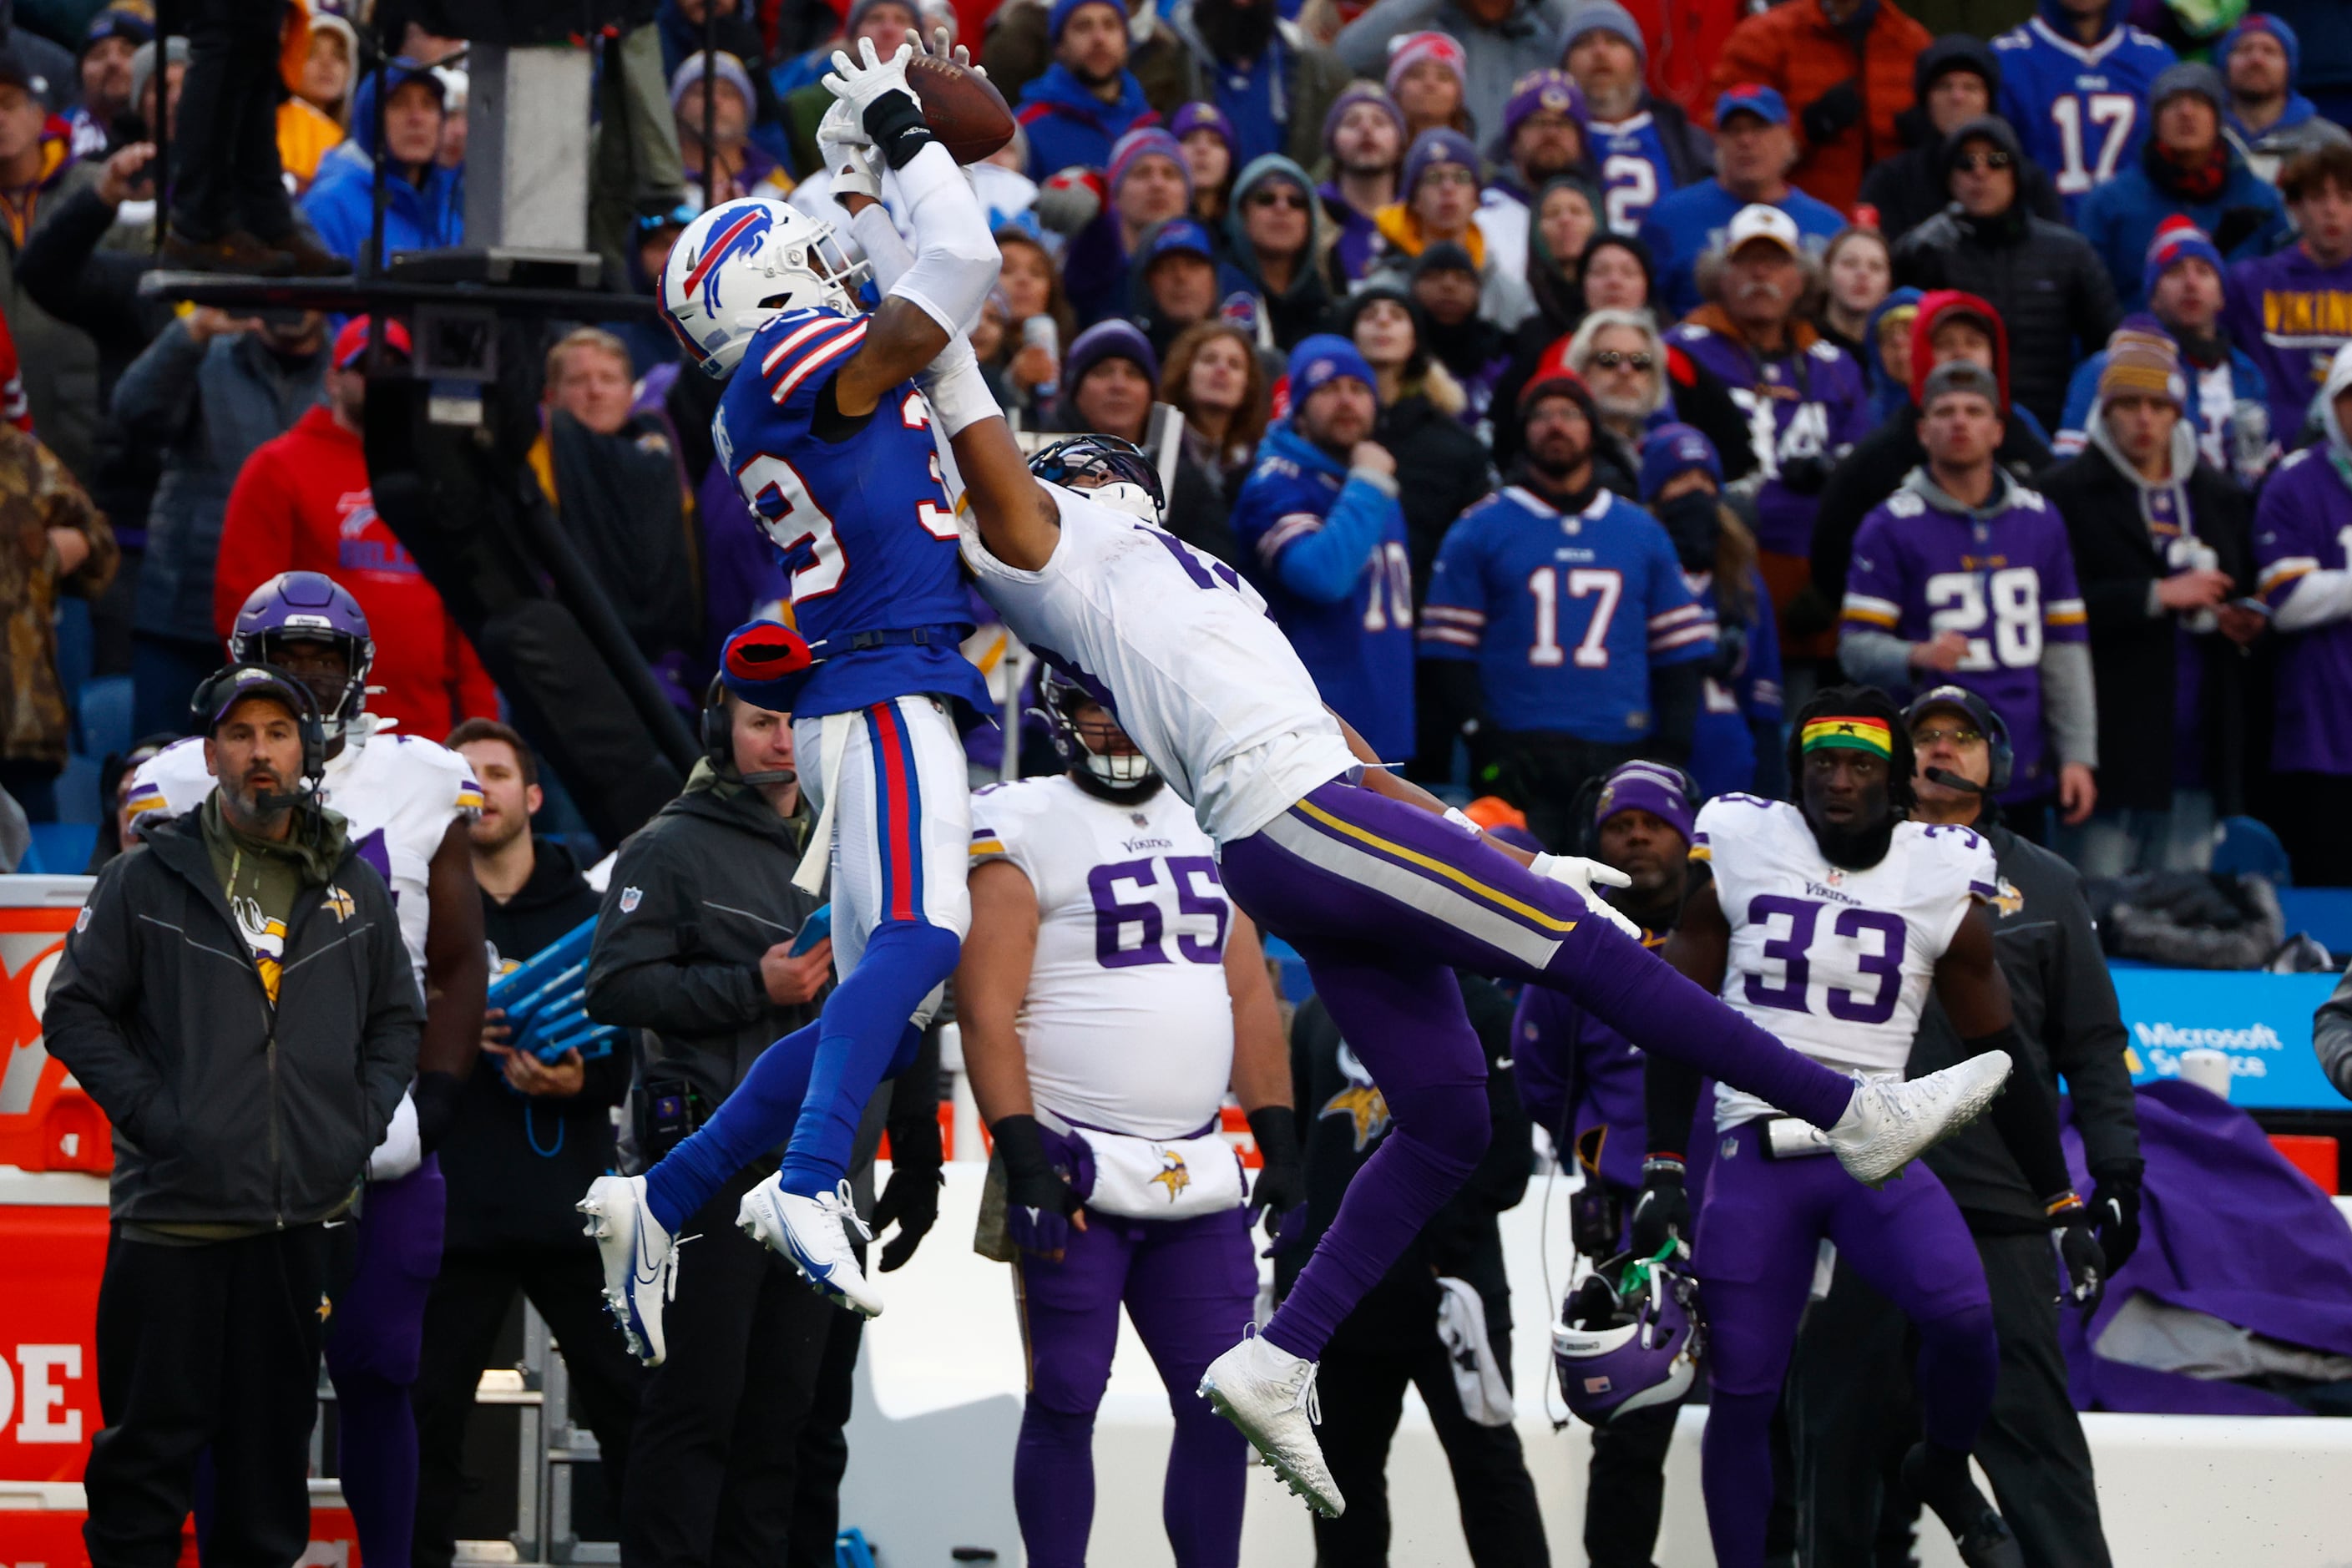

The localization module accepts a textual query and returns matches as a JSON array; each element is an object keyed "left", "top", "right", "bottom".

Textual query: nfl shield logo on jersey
[{"left": 620, "top": 886, "right": 643, "bottom": 914}]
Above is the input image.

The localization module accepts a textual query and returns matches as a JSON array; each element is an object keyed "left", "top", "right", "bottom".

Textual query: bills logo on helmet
[{"left": 683, "top": 204, "right": 775, "bottom": 316}]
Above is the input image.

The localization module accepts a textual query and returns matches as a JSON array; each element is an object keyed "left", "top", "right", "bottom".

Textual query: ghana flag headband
[{"left": 1801, "top": 716, "right": 1894, "bottom": 757}]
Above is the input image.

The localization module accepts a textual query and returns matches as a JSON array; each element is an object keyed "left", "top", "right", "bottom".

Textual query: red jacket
[
  {"left": 0, "top": 309, "right": 30, "bottom": 434},
  {"left": 215, "top": 405, "right": 498, "bottom": 740},
  {"left": 1711, "top": 0, "right": 1931, "bottom": 216}
]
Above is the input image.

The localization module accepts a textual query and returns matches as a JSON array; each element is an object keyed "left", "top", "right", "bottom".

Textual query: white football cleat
[
  {"left": 1198, "top": 1332, "right": 1345, "bottom": 1518},
  {"left": 578, "top": 1174, "right": 677, "bottom": 1366},
  {"left": 1828, "top": 1054, "right": 2012, "bottom": 1188},
  {"left": 739, "top": 1174, "right": 882, "bottom": 1318}
]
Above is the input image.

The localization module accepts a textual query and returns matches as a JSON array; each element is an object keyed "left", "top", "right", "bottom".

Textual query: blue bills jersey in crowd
[
  {"left": 1590, "top": 111, "right": 1684, "bottom": 235},
  {"left": 1420, "top": 484, "right": 1716, "bottom": 742},
  {"left": 1231, "top": 427, "right": 1418, "bottom": 763},
  {"left": 711, "top": 306, "right": 992, "bottom": 721},
  {"left": 1993, "top": 16, "right": 2176, "bottom": 223},
  {"left": 1638, "top": 180, "right": 1844, "bottom": 320}
]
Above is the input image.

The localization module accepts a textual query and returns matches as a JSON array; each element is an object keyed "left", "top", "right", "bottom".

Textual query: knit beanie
[
  {"left": 1400, "top": 127, "right": 1480, "bottom": 200},
  {"left": 1495, "top": 68, "right": 1588, "bottom": 157},
  {"left": 1109, "top": 126, "right": 1193, "bottom": 200},
  {"left": 2143, "top": 215, "right": 2225, "bottom": 301},
  {"left": 2150, "top": 60, "right": 2227, "bottom": 118},
  {"left": 1386, "top": 31, "right": 1467, "bottom": 101},
  {"left": 670, "top": 49, "right": 756, "bottom": 114},
  {"left": 1559, "top": 1, "right": 1646, "bottom": 69},
  {"left": 1638, "top": 422, "right": 1723, "bottom": 500},
  {"left": 1171, "top": 101, "right": 1237, "bottom": 154},
  {"left": 1919, "top": 357, "right": 2002, "bottom": 412},
  {"left": 2220, "top": 13, "right": 2299, "bottom": 85},
  {"left": 1287, "top": 333, "right": 1378, "bottom": 403},
  {"left": 1323, "top": 81, "right": 1407, "bottom": 159},
  {"left": 1048, "top": 0, "right": 1123, "bottom": 44},
  {"left": 2097, "top": 329, "right": 2186, "bottom": 409}
]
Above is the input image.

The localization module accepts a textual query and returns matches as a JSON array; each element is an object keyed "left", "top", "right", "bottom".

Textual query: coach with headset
[
  {"left": 585, "top": 668, "right": 942, "bottom": 1564},
  {"left": 46, "top": 665, "right": 422, "bottom": 1565},
  {"left": 1787, "top": 685, "right": 2141, "bottom": 1568}
]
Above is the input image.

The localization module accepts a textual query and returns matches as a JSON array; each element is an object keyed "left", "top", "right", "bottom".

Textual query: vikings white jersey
[
  {"left": 125, "top": 716, "right": 482, "bottom": 986},
  {"left": 971, "top": 774, "right": 1238, "bottom": 1140},
  {"left": 1692, "top": 795, "right": 1995, "bottom": 1130},
  {"left": 960, "top": 483, "right": 1361, "bottom": 844}
]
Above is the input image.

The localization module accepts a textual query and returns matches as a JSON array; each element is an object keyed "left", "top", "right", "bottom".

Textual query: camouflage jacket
[{"left": 0, "top": 423, "right": 115, "bottom": 765}]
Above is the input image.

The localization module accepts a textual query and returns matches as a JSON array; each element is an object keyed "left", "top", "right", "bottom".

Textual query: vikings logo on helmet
[{"left": 683, "top": 203, "right": 776, "bottom": 317}]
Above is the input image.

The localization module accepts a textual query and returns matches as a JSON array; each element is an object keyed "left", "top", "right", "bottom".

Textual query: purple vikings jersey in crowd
[
  {"left": 1419, "top": 484, "right": 1715, "bottom": 741},
  {"left": 1664, "top": 322, "right": 1873, "bottom": 558},
  {"left": 1842, "top": 483, "right": 2090, "bottom": 801},
  {"left": 1590, "top": 111, "right": 1684, "bottom": 235},
  {"left": 711, "top": 306, "right": 992, "bottom": 721},
  {"left": 2224, "top": 246, "right": 2352, "bottom": 446},
  {"left": 1992, "top": 14, "right": 2177, "bottom": 224},
  {"left": 2253, "top": 447, "right": 2352, "bottom": 776}
]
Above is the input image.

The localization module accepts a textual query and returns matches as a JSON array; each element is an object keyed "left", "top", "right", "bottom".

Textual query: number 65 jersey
[
  {"left": 969, "top": 773, "right": 1237, "bottom": 1140},
  {"left": 1692, "top": 795, "right": 1997, "bottom": 1131}
]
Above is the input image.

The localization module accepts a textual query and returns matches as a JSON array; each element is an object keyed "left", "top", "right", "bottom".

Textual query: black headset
[
  {"left": 1907, "top": 685, "right": 2014, "bottom": 796},
  {"left": 190, "top": 662, "right": 329, "bottom": 794},
  {"left": 701, "top": 674, "right": 731, "bottom": 771}
]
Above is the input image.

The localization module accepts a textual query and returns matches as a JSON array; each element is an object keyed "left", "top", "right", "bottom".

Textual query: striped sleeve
[
  {"left": 1841, "top": 589, "right": 1902, "bottom": 629},
  {"left": 2260, "top": 555, "right": 2319, "bottom": 609},
  {"left": 2043, "top": 594, "right": 2089, "bottom": 636},
  {"left": 1646, "top": 600, "right": 1717, "bottom": 655},
  {"left": 1255, "top": 512, "right": 1327, "bottom": 570},
  {"left": 757, "top": 311, "right": 870, "bottom": 408},
  {"left": 1419, "top": 603, "right": 1486, "bottom": 650},
  {"left": 1419, "top": 515, "right": 1490, "bottom": 660}
]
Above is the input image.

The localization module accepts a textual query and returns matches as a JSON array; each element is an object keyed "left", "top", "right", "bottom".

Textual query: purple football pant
[
  {"left": 1695, "top": 1120, "right": 1996, "bottom": 1568},
  {"left": 1216, "top": 779, "right": 1856, "bottom": 1363},
  {"left": 323, "top": 1155, "right": 446, "bottom": 1568},
  {"left": 1014, "top": 1206, "right": 1257, "bottom": 1568}
]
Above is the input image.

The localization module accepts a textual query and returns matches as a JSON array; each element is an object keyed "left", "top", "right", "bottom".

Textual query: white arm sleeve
[
  {"left": 2274, "top": 569, "right": 2352, "bottom": 634},
  {"left": 848, "top": 200, "right": 917, "bottom": 298},
  {"left": 888, "top": 139, "right": 1001, "bottom": 339}
]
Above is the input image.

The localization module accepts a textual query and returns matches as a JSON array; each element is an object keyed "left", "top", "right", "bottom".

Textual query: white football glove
[
  {"left": 1529, "top": 853, "right": 1644, "bottom": 939},
  {"left": 367, "top": 1088, "right": 422, "bottom": 1181},
  {"left": 817, "top": 98, "right": 883, "bottom": 205},
  {"left": 822, "top": 34, "right": 917, "bottom": 119},
  {"left": 909, "top": 23, "right": 984, "bottom": 77}
]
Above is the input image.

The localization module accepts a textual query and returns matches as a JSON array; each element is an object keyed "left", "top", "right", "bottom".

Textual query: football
[{"left": 907, "top": 53, "right": 1016, "bottom": 165}]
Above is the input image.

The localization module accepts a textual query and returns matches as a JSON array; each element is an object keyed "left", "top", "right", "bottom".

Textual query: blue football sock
[{"left": 780, "top": 921, "right": 958, "bottom": 1196}]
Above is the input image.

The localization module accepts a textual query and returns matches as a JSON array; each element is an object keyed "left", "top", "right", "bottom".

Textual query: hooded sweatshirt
[
  {"left": 2251, "top": 346, "right": 2352, "bottom": 776},
  {"left": 1016, "top": 60, "right": 1155, "bottom": 180},
  {"left": 1840, "top": 463, "right": 2097, "bottom": 802},
  {"left": 1225, "top": 154, "right": 1338, "bottom": 350}
]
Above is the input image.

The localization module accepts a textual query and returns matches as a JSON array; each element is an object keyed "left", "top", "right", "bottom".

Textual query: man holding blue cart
[{"left": 411, "top": 717, "right": 649, "bottom": 1568}]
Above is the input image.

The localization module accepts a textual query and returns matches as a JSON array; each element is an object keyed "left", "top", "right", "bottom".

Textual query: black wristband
[
  {"left": 989, "top": 1112, "right": 1055, "bottom": 1181},
  {"left": 1246, "top": 1106, "right": 1300, "bottom": 1172},
  {"left": 862, "top": 88, "right": 936, "bottom": 169},
  {"left": 412, "top": 1070, "right": 463, "bottom": 1155}
]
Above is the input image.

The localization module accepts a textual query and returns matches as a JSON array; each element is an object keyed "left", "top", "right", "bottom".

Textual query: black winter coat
[
  {"left": 1379, "top": 392, "right": 1495, "bottom": 601},
  {"left": 1859, "top": 139, "right": 2065, "bottom": 245},
  {"left": 2036, "top": 445, "right": 2254, "bottom": 817},
  {"left": 1910, "top": 818, "right": 2140, "bottom": 1230},
  {"left": 443, "top": 838, "right": 626, "bottom": 1254},
  {"left": 44, "top": 809, "right": 421, "bottom": 1227},
  {"left": 1893, "top": 206, "right": 2122, "bottom": 431}
]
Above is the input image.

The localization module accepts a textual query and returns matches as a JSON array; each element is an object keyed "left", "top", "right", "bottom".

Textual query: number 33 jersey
[
  {"left": 1692, "top": 795, "right": 1996, "bottom": 1130},
  {"left": 712, "top": 306, "right": 991, "bottom": 720},
  {"left": 969, "top": 774, "right": 1237, "bottom": 1140}
]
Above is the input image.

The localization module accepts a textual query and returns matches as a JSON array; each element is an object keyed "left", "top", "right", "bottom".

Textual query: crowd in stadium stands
[{"left": 7, "top": 0, "right": 2352, "bottom": 1560}]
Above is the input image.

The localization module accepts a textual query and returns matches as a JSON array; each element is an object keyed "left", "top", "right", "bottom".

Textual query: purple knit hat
[
  {"left": 1592, "top": 760, "right": 1696, "bottom": 844},
  {"left": 1495, "top": 68, "right": 1588, "bottom": 155},
  {"left": 1171, "top": 101, "right": 1236, "bottom": 154},
  {"left": 1108, "top": 125, "right": 1193, "bottom": 199},
  {"left": 1401, "top": 127, "right": 1480, "bottom": 198},
  {"left": 1322, "top": 81, "right": 1407, "bottom": 161}
]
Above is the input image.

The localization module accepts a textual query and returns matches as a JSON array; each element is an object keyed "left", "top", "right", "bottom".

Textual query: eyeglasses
[
  {"left": 1421, "top": 165, "right": 1479, "bottom": 188},
  {"left": 1248, "top": 189, "right": 1310, "bottom": 210},
  {"left": 1909, "top": 725, "right": 1985, "bottom": 748},
  {"left": 1591, "top": 350, "right": 1653, "bottom": 371},
  {"left": 1952, "top": 150, "right": 2013, "bottom": 172}
]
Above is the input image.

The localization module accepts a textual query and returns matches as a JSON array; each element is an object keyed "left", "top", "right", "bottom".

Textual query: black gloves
[
  {"left": 1571, "top": 1181, "right": 1626, "bottom": 1260},
  {"left": 2212, "top": 205, "right": 2269, "bottom": 255},
  {"left": 1800, "top": 80, "right": 1864, "bottom": 148},
  {"left": 2090, "top": 1163, "right": 2143, "bottom": 1273},
  {"left": 872, "top": 1162, "right": 940, "bottom": 1272},
  {"left": 2048, "top": 1193, "right": 2107, "bottom": 1311},
  {"left": 1628, "top": 1156, "right": 1690, "bottom": 1259},
  {"left": 994, "top": 1113, "right": 1084, "bottom": 1258},
  {"left": 1246, "top": 1106, "right": 1307, "bottom": 1252},
  {"left": 1775, "top": 453, "right": 1834, "bottom": 497}
]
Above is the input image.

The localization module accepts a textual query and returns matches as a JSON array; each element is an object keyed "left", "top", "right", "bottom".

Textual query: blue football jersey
[
  {"left": 1993, "top": 17, "right": 2176, "bottom": 223},
  {"left": 712, "top": 306, "right": 990, "bottom": 720},
  {"left": 1590, "top": 111, "right": 1682, "bottom": 235},
  {"left": 1420, "top": 485, "right": 1715, "bottom": 741}
]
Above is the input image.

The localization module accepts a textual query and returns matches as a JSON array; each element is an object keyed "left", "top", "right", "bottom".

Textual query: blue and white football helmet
[{"left": 660, "top": 196, "right": 870, "bottom": 378}]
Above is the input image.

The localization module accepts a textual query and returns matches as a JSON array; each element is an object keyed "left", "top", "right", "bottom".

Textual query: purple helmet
[
  {"left": 229, "top": 572, "right": 376, "bottom": 741},
  {"left": 1036, "top": 664, "right": 1154, "bottom": 789},
  {"left": 1551, "top": 1250, "right": 1704, "bottom": 1424}
]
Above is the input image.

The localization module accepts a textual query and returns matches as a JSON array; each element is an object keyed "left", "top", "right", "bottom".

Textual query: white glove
[
  {"left": 910, "top": 23, "right": 984, "bottom": 77},
  {"left": 1529, "top": 853, "right": 1644, "bottom": 940},
  {"left": 367, "top": 1088, "right": 422, "bottom": 1181},
  {"left": 817, "top": 98, "right": 883, "bottom": 205},
  {"left": 822, "top": 34, "right": 916, "bottom": 119}
]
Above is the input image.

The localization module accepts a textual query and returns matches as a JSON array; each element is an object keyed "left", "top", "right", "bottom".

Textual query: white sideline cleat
[
  {"left": 578, "top": 1174, "right": 677, "bottom": 1366},
  {"left": 739, "top": 1174, "right": 883, "bottom": 1318},
  {"left": 1828, "top": 1053, "right": 2012, "bottom": 1188},
  {"left": 1197, "top": 1331, "right": 1345, "bottom": 1518}
]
